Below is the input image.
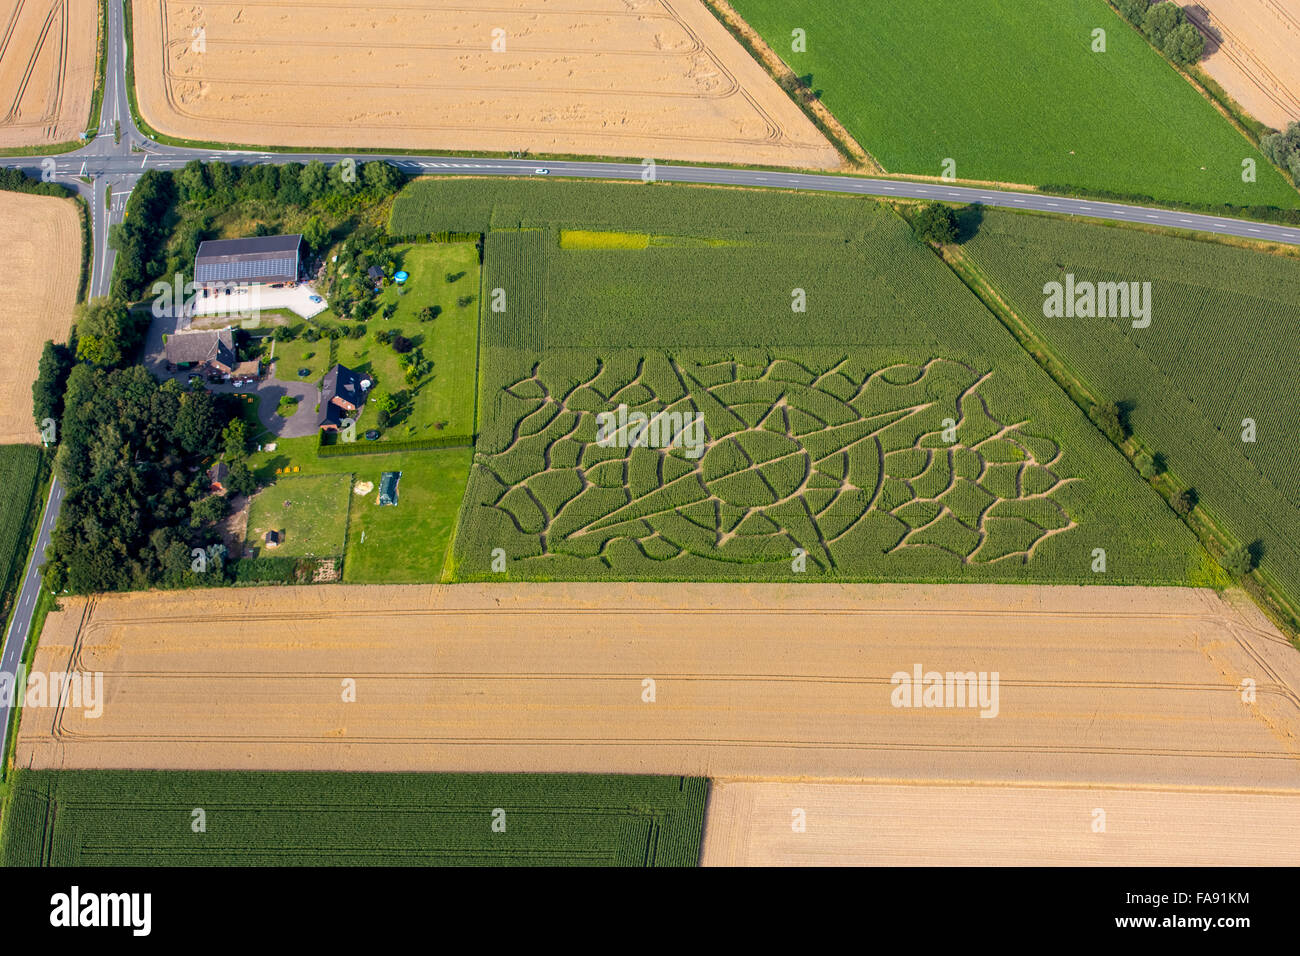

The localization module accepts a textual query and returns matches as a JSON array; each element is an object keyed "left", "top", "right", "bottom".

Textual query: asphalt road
[{"left": 2, "top": 0, "right": 1299, "bottom": 760}]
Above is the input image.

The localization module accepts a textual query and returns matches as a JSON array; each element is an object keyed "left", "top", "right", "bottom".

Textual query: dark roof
[
  {"left": 195, "top": 234, "right": 304, "bottom": 284},
  {"left": 165, "top": 329, "right": 236, "bottom": 368},
  {"left": 318, "top": 364, "right": 368, "bottom": 427},
  {"left": 378, "top": 471, "right": 401, "bottom": 506},
  {"left": 367, "top": 266, "right": 385, "bottom": 280},
  {"left": 208, "top": 462, "right": 230, "bottom": 484}
]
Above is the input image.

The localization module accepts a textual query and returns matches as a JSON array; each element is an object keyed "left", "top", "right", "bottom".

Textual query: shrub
[
  {"left": 1222, "top": 544, "right": 1255, "bottom": 577},
  {"left": 1089, "top": 401, "right": 1127, "bottom": 444}
]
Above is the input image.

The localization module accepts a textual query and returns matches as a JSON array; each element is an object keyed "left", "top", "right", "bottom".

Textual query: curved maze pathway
[{"left": 474, "top": 355, "right": 1078, "bottom": 572}]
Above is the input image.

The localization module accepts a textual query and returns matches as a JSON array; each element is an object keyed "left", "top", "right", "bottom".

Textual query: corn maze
[{"left": 460, "top": 352, "right": 1082, "bottom": 577}]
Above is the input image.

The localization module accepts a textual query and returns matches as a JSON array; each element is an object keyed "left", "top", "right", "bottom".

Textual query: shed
[{"left": 377, "top": 471, "right": 401, "bottom": 506}]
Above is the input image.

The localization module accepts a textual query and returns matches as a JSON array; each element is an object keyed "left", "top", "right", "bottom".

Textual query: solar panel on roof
[{"left": 195, "top": 256, "right": 297, "bottom": 283}]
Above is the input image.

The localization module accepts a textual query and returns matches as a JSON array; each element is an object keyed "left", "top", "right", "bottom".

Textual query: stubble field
[
  {"left": 0, "top": 190, "right": 79, "bottom": 443},
  {"left": 0, "top": 0, "right": 96, "bottom": 148},
  {"left": 1179, "top": 0, "right": 1300, "bottom": 129},
  {"left": 702, "top": 780, "right": 1300, "bottom": 865},
  {"left": 17, "top": 582, "right": 1300, "bottom": 789},
  {"left": 130, "top": 0, "right": 837, "bottom": 167}
]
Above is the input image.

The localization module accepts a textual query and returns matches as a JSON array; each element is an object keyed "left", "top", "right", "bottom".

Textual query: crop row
[{"left": 1, "top": 772, "right": 709, "bottom": 867}]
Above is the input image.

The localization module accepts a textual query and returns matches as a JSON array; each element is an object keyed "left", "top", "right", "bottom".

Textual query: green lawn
[
  {"left": 342, "top": 447, "right": 472, "bottom": 583},
  {"left": 1, "top": 770, "right": 708, "bottom": 866},
  {"left": 265, "top": 243, "right": 480, "bottom": 442},
  {"left": 269, "top": 335, "right": 329, "bottom": 386},
  {"left": 244, "top": 472, "right": 352, "bottom": 558},
  {"left": 727, "top": 0, "right": 1299, "bottom": 208},
  {"left": 339, "top": 242, "right": 481, "bottom": 440},
  {"left": 245, "top": 437, "right": 471, "bottom": 581}
]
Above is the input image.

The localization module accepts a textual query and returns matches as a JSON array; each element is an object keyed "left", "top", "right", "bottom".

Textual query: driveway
[
  {"left": 190, "top": 284, "right": 328, "bottom": 321},
  {"left": 212, "top": 370, "right": 320, "bottom": 439},
  {"left": 144, "top": 311, "right": 321, "bottom": 438}
]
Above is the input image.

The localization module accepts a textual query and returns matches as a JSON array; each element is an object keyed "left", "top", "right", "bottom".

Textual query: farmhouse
[
  {"left": 193, "top": 234, "right": 307, "bottom": 291},
  {"left": 165, "top": 329, "right": 236, "bottom": 375},
  {"left": 318, "top": 363, "right": 370, "bottom": 430}
]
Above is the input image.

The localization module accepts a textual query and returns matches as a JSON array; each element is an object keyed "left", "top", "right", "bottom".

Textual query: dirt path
[
  {"left": 130, "top": 0, "right": 838, "bottom": 168},
  {"left": 16, "top": 583, "right": 1300, "bottom": 787},
  {"left": 0, "top": 191, "right": 80, "bottom": 443},
  {"left": 702, "top": 780, "right": 1300, "bottom": 865}
]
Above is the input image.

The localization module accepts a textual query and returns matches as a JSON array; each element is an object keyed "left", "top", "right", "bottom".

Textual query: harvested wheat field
[
  {"left": 0, "top": 191, "right": 79, "bottom": 443},
  {"left": 0, "top": 0, "right": 97, "bottom": 148},
  {"left": 130, "top": 0, "right": 837, "bottom": 167},
  {"left": 17, "top": 583, "right": 1300, "bottom": 788},
  {"left": 1179, "top": 0, "right": 1300, "bottom": 129},
  {"left": 702, "top": 780, "right": 1300, "bottom": 866}
]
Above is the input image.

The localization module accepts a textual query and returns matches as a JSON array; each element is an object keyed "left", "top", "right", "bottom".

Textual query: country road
[{"left": 2, "top": 0, "right": 1299, "bottom": 764}]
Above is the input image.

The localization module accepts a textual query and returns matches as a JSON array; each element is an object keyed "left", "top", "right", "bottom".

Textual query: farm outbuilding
[
  {"left": 194, "top": 234, "right": 307, "bottom": 290},
  {"left": 165, "top": 329, "right": 237, "bottom": 375}
]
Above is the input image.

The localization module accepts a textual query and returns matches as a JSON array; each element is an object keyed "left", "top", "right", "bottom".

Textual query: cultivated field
[
  {"left": 702, "top": 781, "right": 1300, "bottom": 865},
  {"left": 963, "top": 211, "right": 1300, "bottom": 611},
  {"left": 0, "top": 0, "right": 96, "bottom": 148},
  {"left": 16, "top": 582, "right": 1300, "bottom": 789},
  {"left": 727, "top": 0, "right": 1298, "bottom": 206},
  {"left": 1180, "top": 0, "right": 1300, "bottom": 129},
  {"left": 392, "top": 179, "right": 1210, "bottom": 585},
  {"left": 0, "top": 191, "right": 79, "bottom": 443},
  {"left": 2, "top": 770, "right": 707, "bottom": 866},
  {"left": 130, "top": 0, "right": 837, "bottom": 167},
  {"left": 0, "top": 444, "right": 42, "bottom": 620}
]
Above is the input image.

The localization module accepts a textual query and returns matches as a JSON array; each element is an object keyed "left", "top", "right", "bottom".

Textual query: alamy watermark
[
  {"left": 0, "top": 667, "right": 104, "bottom": 718},
  {"left": 152, "top": 273, "right": 263, "bottom": 327},
  {"left": 595, "top": 404, "right": 706, "bottom": 459},
  {"left": 890, "top": 664, "right": 999, "bottom": 718},
  {"left": 1043, "top": 273, "right": 1151, "bottom": 328}
]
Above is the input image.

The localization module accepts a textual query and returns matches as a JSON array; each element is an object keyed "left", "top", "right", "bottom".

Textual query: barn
[{"left": 194, "top": 234, "right": 307, "bottom": 290}]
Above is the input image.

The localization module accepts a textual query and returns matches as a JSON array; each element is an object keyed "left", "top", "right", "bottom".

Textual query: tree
[
  {"left": 1222, "top": 544, "right": 1255, "bottom": 577},
  {"left": 418, "top": 305, "right": 439, "bottom": 322},
  {"left": 226, "top": 461, "right": 258, "bottom": 497},
  {"left": 178, "top": 159, "right": 210, "bottom": 202},
  {"left": 913, "top": 203, "right": 958, "bottom": 244},
  {"left": 1135, "top": 451, "right": 1159, "bottom": 479},
  {"left": 391, "top": 334, "right": 414, "bottom": 354},
  {"left": 172, "top": 390, "right": 223, "bottom": 457},
  {"left": 1142, "top": 2, "right": 1183, "bottom": 51},
  {"left": 1165, "top": 20, "right": 1204, "bottom": 66},
  {"left": 362, "top": 160, "right": 405, "bottom": 193},
  {"left": 1172, "top": 489, "right": 1195, "bottom": 516},
  {"left": 303, "top": 215, "right": 331, "bottom": 253},
  {"left": 190, "top": 493, "right": 228, "bottom": 528},
  {"left": 1116, "top": 0, "right": 1151, "bottom": 25},
  {"left": 74, "top": 298, "right": 137, "bottom": 367},
  {"left": 299, "top": 160, "right": 329, "bottom": 200},
  {"left": 221, "top": 418, "right": 249, "bottom": 462},
  {"left": 32, "top": 340, "right": 74, "bottom": 431},
  {"left": 1089, "top": 401, "right": 1127, "bottom": 444}
]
